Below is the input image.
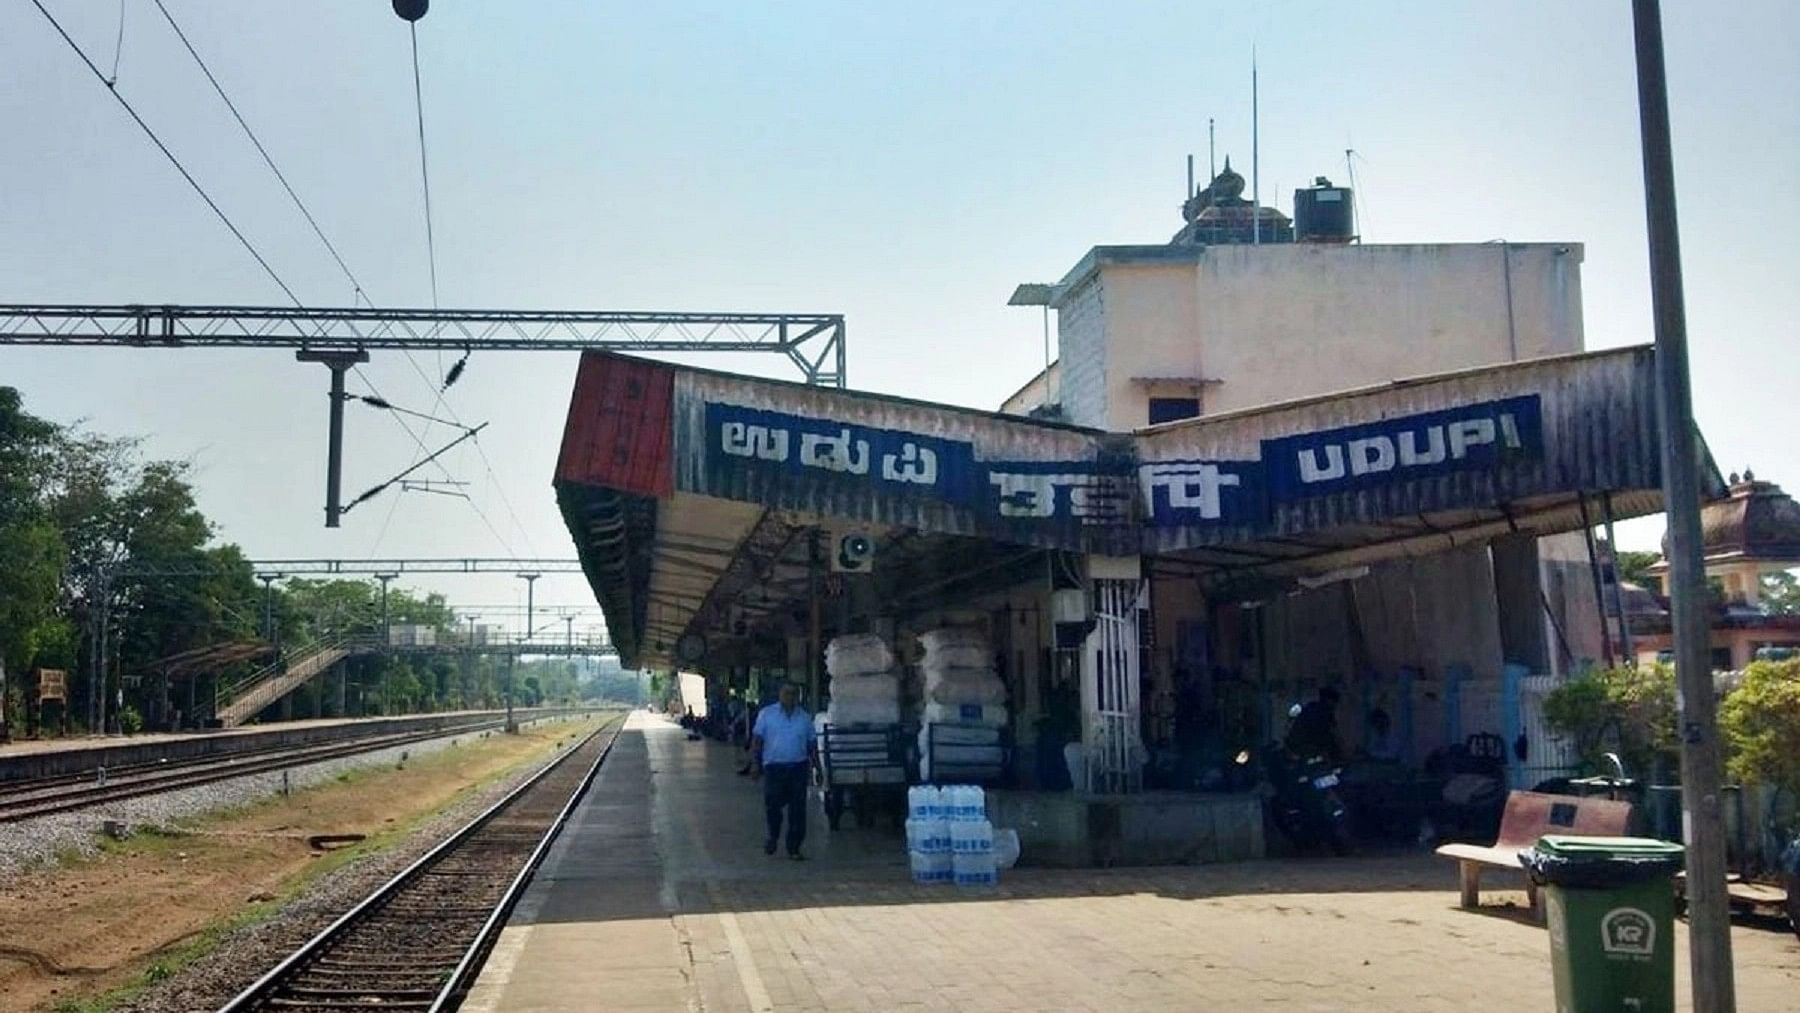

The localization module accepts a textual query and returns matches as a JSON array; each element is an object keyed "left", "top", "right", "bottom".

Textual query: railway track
[
  {"left": 0, "top": 720, "right": 512, "bottom": 824},
  {"left": 218, "top": 714, "right": 623, "bottom": 1012}
]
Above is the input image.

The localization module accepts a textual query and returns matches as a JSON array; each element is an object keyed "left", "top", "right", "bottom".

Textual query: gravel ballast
[{"left": 108, "top": 716, "right": 606, "bottom": 1013}]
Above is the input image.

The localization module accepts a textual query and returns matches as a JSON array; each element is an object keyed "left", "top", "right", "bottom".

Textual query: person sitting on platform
[
  {"left": 750, "top": 682, "right": 817, "bottom": 859},
  {"left": 1363, "top": 707, "right": 1402, "bottom": 762}
]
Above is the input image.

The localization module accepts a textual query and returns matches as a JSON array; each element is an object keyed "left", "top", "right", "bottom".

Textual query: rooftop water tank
[{"left": 1293, "top": 177, "right": 1355, "bottom": 243}]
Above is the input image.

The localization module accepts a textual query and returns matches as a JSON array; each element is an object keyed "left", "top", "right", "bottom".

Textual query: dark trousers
[{"left": 762, "top": 762, "right": 808, "bottom": 853}]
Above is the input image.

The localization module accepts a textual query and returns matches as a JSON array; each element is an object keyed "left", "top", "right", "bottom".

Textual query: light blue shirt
[{"left": 754, "top": 704, "right": 816, "bottom": 764}]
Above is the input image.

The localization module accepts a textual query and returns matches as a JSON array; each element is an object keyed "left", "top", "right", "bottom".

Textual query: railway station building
[{"left": 553, "top": 167, "right": 1721, "bottom": 863}]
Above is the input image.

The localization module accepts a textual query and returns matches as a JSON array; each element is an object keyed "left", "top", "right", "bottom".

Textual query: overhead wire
[
  {"left": 407, "top": 20, "right": 444, "bottom": 385},
  {"left": 138, "top": 2, "right": 537, "bottom": 557},
  {"left": 28, "top": 0, "right": 301, "bottom": 305},
  {"left": 38, "top": 1, "right": 537, "bottom": 561},
  {"left": 151, "top": 0, "right": 367, "bottom": 304},
  {"left": 106, "top": 0, "right": 125, "bottom": 84}
]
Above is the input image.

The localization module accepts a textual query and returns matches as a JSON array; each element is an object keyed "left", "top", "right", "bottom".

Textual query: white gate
[{"left": 1082, "top": 578, "right": 1145, "bottom": 795}]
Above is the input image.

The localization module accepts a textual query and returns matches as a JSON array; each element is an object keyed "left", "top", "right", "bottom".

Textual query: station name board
[{"left": 702, "top": 395, "right": 1544, "bottom": 536}]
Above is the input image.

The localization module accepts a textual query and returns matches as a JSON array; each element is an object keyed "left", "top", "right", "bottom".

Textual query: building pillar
[{"left": 1491, "top": 534, "right": 1550, "bottom": 673}]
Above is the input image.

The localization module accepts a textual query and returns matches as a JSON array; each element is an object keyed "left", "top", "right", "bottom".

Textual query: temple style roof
[{"left": 1656, "top": 472, "right": 1800, "bottom": 568}]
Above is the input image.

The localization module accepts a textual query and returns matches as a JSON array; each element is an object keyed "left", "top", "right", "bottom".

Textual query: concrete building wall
[
  {"left": 1053, "top": 276, "right": 1108, "bottom": 428},
  {"left": 1091, "top": 264, "right": 1202, "bottom": 430},
  {"left": 1540, "top": 531, "right": 1611, "bottom": 673},
  {"left": 1195, "top": 243, "right": 1582, "bottom": 417},
  {"left": 1255, "top": 545, "right": 1508, "bottom": 760},
  {"left": 1084, "top": 243, "right": 1583, "bottom": 429}
]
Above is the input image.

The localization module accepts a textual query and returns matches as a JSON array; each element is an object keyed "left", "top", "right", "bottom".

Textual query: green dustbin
[{"left": 1521, "top": 835, "right": 1686, "bottom": 1013}]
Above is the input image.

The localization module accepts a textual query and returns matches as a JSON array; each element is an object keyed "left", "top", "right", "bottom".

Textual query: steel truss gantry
[
  {"left": 0, "top": 304, "right": 848, "bottom": 386},
  {"left": 120, "top": 557, "right": 586, "bottom": 578},
  {"left": 2, "top": 303, "right": 848, "bottom": 526}
]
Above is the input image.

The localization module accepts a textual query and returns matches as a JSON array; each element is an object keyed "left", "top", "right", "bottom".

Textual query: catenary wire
[
  {"left": 29, "top": 0, "right": 301, "bottom": 305},
  {"left": 408, "top": 20, "right": 443, "bottom": 389},
  {"left": 137, "top": 3, "right": 536, "bottom": 557},
  {"left": 152, "top": 0, "right": 367, "bottom": 303},
  {"left": 106, "top": 0, "right": 125, "bottom": 83}
]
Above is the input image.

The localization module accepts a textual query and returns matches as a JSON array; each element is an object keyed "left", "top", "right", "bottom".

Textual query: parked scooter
[{"left": 1238, "top": 733, "right": 1352, "bottom": 856}]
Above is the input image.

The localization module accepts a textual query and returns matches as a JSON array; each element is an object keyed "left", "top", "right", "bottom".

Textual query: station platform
[{"left": 461, "top": 713, "right": 1800, "bottom": 1011}]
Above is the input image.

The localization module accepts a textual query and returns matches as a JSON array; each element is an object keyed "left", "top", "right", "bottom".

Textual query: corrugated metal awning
[{"left": 553, "top": 346, "right": 1720, "bottom": 668}]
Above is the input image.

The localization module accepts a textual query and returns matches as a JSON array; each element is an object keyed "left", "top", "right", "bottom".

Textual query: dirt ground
[{"left": 0, "top": 716, "right": 603, "bottom": 1012}]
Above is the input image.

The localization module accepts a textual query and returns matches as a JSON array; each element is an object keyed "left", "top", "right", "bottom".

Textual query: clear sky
[{"left": 2, "top": 1, "right": 1795, "bottom": 626}]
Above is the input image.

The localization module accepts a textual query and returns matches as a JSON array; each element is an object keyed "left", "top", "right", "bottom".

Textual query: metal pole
[
  {"left": 1576, "top": 495, "right": 1617, "bottom": 669},
  {"left": 1601, "top": 493, "right": 1637, "bottom": 664},
  {"left": 376, "top": 572, "right": 396, "bottom": 714},
  {"left": 505, "top": 653, "right": 516, "bottom": 733},
  {"left": 1251, "top": 50, "right": 1260, "bottom": 246},
  {"left": 296, "top": 350, "right": 370, "bottom": 528},
  {"left": 518, "top": 573, "right": 541, "bottom": 645},
  {"left": 1631, "top": 2, "right": 1735, "bottom": 1008},
  {"left": 808, "top": 532, "right": 822, "bottom": 708}
]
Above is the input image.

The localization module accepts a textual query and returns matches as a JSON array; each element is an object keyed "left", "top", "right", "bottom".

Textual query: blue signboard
[
  {"left": 1261, "top": 395, "right": 1543, "bottom": 502},
  {"left": 705, "top": 402, "right": 984, "bottom": 506},
  {"left": 1139, "top": 459, "right": 1265, "bottom": 528},
  {"left": 703, "top": 395, "right": 1548, "bottom": 543}
]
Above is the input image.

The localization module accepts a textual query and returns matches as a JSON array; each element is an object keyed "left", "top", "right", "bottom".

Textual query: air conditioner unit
[{"left": 830, "top": 529, "right": 876, "bottom": 573}]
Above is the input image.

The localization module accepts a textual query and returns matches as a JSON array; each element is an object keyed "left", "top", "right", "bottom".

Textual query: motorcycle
[{"left": 1237, "top": 704, "right": 1353, "bottom": 856}]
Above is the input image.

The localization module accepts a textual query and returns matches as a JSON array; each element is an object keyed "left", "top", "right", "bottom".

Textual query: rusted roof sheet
[
  {"left": 1135, "top": 345, "right": 1698, "bottom": 553},
  {"left": 554, "top": 346, "right": 1721, "bottom": 663},
  {"left": 556, "top": 353, "right": 674, "bottom": 497}
]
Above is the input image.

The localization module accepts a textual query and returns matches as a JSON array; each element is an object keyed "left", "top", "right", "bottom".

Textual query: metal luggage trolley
[
  {"left": 919, "top": 721, "right": 1011, "bottom": 786},
  {"left": 818, "top": 723, "right": 909, "bottom": 830}
]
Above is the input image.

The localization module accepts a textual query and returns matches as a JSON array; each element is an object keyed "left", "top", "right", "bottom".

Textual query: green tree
[
  {"left": 1542, "top": 664, "right": 1680, "bottom": 778},
  {"left": 1719, "top": 659, "right": 1800, "bottom": 799},
  {"left": 0, "top": 388, "right": 69, "bottom": 734},
  {"left": 1612, "top": 549, "right": 1662, "bottom": 588},
  {"left": 1761, "top": 570, "right": 1800, "bottom": 615}
]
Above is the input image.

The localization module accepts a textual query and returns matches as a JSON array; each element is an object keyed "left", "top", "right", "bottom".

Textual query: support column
[
  {"left": 296, "top": 349, "right": 371, "bottom": 528},
  {"left": 1491, "top": 534, "right": 1550, "bottom": 673}
]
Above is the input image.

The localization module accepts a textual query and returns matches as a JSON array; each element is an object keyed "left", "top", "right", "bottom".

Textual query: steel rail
[
  {"left": 216, "top": 715, "right": 623, "bottom": 1012},
  {"left": 0, "top": 719, "right": 510, "bottom": 823}
]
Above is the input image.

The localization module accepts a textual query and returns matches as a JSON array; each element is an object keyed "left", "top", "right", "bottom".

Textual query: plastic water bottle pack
[
  {"left": 905, "top": 784, "right": 998, "bottom": 886},
  {"left": 952, "top": 850, "right": 998, "bottom": 887},
  {"left": 909, "top": 849, "right": 954, "bottom": 884},
  {"left": 950, "top": 818, "right": 994, "bottom": 856},
  {"left": 905, "top": 816, "right": 950, "bottom": 855}
]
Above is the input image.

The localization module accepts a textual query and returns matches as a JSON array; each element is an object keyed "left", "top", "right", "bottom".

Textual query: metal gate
[{"left": 1082, "top": 579, "right": 1145, "bottom": 795}]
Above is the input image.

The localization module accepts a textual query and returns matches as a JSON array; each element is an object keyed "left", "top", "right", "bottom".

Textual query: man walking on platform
[{"left": 750, "top": 683, "right": 816, "bottom": 859}]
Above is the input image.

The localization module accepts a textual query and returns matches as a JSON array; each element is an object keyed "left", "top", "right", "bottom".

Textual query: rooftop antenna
[
  {"left": 1345, "top": 144, "right": 1364, "bottom": 239},
  {"left": 1252, "top": 47, "right": 1261, "bottom": 245},
  {"left": 1186, "top": 154, "right": 1195, "bottom": 201},
  {"left": 1209, "top": 118, "right": 1216, "bottom": 180}
]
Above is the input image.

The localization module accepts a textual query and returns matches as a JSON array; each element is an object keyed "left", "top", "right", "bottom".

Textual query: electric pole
[
  {"left": 295, "top": 350, "right": 370, "bottom": 528},
  {"left": 517, "top": 572, "right": 541, "bottom": 646},
  {"left": 375, "top": 572, "right": 398, "bottom": 715},
  {"left": 1631, "top": 2, "right": 1735, "bottom": 1008}
]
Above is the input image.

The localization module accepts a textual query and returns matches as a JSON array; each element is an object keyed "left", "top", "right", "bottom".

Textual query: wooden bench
[{"left": 1435, "top": 790, "right": 1633, "bottom": 917}]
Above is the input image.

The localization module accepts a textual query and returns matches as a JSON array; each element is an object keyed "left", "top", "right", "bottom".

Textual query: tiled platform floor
[{"left": 465, "top": 714, "right": 1799, "bottom": 1012}]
